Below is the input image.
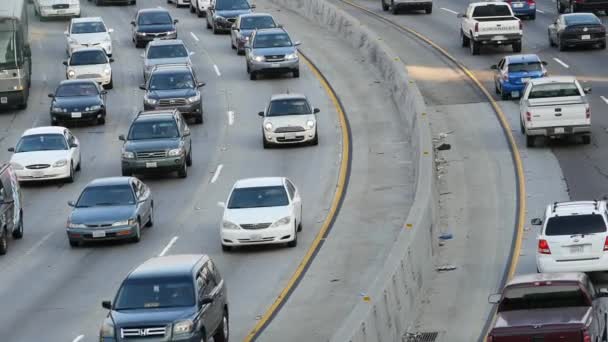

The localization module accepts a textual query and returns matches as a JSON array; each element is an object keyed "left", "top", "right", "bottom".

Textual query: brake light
[
  {"left": 583, "top": 328, "right": 591, "bottom": 342},
  {"left": 538, "top": 239, "right": 551, "bottom": 254},
  {"left": 475, "top": 22, "right": 479, "bottom": 32},
  {"left": 527, "top": 0, "right": 535, "bottom": 5},
  {"left": 586, "top": 106, "right": 590, "bottom": 119},
  {"left": 526, "top": 111, "right": 531, "bottom": 122},
  {"left": 487, "top": 335, "right": 493, "bottom": 342},
  {"left": 603, "top": 236, "right": 608, "bottom": 251}
]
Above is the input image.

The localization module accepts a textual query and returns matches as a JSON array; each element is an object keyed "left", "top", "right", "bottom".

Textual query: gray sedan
[
  {"left": 142, "top": 39, "right": 193, "bottom": 81},
  {"left": 245, "top": 28, "right": 300, "bottom": 80},
  {"left": 66, "top": 177, "right": 153, "bottom": 247}
]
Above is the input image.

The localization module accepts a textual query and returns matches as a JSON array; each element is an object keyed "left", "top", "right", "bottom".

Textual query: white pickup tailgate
[
  {"left": 526, "top": 97, "right": 588, "bottom": 129},
  {"left": 476, "top": 19, "right": 520, "bottom": 36}
]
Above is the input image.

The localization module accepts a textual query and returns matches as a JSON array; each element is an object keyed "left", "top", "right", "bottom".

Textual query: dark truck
[{"left": 487, "top": 272, "right": 608, "bottom": 342}]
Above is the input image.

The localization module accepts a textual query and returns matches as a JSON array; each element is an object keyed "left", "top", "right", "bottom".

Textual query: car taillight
[
  {"left": 538, "top": 239, "right": 551, "bottom": 254},
  {"left": 586, "top": 106, "right": 590, "bottom": 119},
  {"left": 527, "top": 0, "right": 535, "bottom": 5},
  {"left": 526, "top": 111, "right": 531, "bottom": 122},
  {"left": 603, "top": 237, "right": 608, "bottom": 251},
  {"left": 475, "top": 22, "right": 479, "bottom": 32},
  {"left": 583, "top": 328, "right": 591, "bottom": 342},
  {"left": 487, "top": 335, "right": 493, "bottom": 342}
]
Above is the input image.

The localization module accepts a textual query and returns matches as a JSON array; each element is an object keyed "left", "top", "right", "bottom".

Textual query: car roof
[
  {"left": 234, "top": 177, "right": 285, "bottom": 189},
  {"left": 505, "top": 54, "right": 540, "bottom": 63},
  {"left": 71, "top": 46, "right": 106, "bottom": 54},
  {"left": 138, "top": 8, "right": 171, "bottom": 14},
  {"left": 128, "top": 254, "right": 208, "bottom": 279},
  {"left": 71, "top": 16, "right": 104, "bottom": 23},
  {"left": 270, "top": 93, "right": 307, "bottom": 101},
  {"left": 86, "top": 177, "right": 133, "bottom": 187},
  {"left": 529, "top": 76, "right": 577, "bottom": 85},
  {"left": 22, "top": 126, "right": 66, "bottom": 136},
  {"left": 545, "top": 200, "right": 606, "bottom": 216},
  {"left": 148, "top": 39, "right": 185, "bottom": 47},
  {"left": 562, "top": 12, "right": 597, "bottom": 18},
  {"left": 151, "top": 64, "right": 192, "bottom": 74},
  {"left": 239, "top": 12, "right": 273, "bottom": 18},
  {"left": 58, "top": 79, "right": 98, "bottom": 86},
  {"left": 506, "top": 272, "right": 587, "bottom": 287},
  {"left": 255, "top": 27, "right": 287, "bottom": 35},
  {"left": 135, "top": 111, "right": 177, "bottom": 122}
]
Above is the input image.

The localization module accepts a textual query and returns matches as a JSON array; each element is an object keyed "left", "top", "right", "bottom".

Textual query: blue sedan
[
  {"left": 505, "top": 0, "right": 536, "bottom": 20},
  {"left": 492, "top": 54, "right": 547, "bottom": 100}
]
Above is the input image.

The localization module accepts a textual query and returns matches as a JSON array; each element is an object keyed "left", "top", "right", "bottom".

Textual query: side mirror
[
  {"left": 490, "top": 64, "right": 498, "bottom": 70},
  {"left": 200, "top": 296, "right": 214, "bottom": 305},
  {"left": 251, "top": 4, "right": 256, "bottom": 8},
  {"left": 68, "top": 200, "right": 75, "bottom": 207},
  {"left": 294, "top": 41, "right": 301, "bottom": 46},
  {"left": 174, "top": 19, "right": 179, "bottom": 24},
  {"left": 584, "top": 87, "right": 592, "bottom": 94},
  {"left": 109, "top": 58, "right": 114, "bottom": 63},
  {"left": 183, "top": 128, "right": 191, "bottom": 136},
  {"left": 541, "top": 61, "right": 548, "bottom": 66},
  {"left": 108, "top": 28, "right": 114, "bottom": 33},
  {"left": 313, "top": 108, "right": 320, "bottom": 114},
  {"left": 102, "top": 300, "right": 112, "bottom": 310},
  {"left": 258, "top": 111, "right": 264, "bottom": 117},
  {"left": 217, "top": 201, "right": 226, "bottom": 208},
  {"left": 130, "top": 21, "right": 136, "bottom": 26},
  {"left": 531, "top": 218, "right": 543, "bottom": 226},
  {"left": 277, "top": 24, "right": 283, "bottom": 28},
  {"left": 48, "top": 93, "right": 54, "bottom": 98},
  {"left": 139, "top": 84, "right": 146, "bottom": 90},
  {"left": 69, "top": 142, "right": 79, "bottom": 148},
  {"left": 197, "top": 82, "right": 206, "bottom": 88},
  {"left": 101, "top": 90, "right": 108, "bottom": 95},
  {"left": 488, "top": 293, "right": 501, "bottom": 304},
  {"left": 62, "top": 60, "right": 68, "bottom": 66},
  {"left": 119, "top": 134, "right": 126, "bottom": 141},
  {"left": 189, "top": 51, "right": 195, "bottom": 56},
  {"left": 7, "top": 147, "right": 14, "bottom": 152},
  {"left": 457, "top": 13, "right": 464, "bottom": 18}
]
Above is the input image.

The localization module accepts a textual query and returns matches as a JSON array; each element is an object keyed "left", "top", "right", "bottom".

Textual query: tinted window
[
  {"left": 148, "top": 44, "right": 188, "bottom": 59},
  {"left": 70, "top": 50, "right": 107, "bottom": 66},
  {"left": 508, "top": 62, "right": 542, "bottom": 73},
  {"left": 228, "top": 186, "right": 289, "bottom": 209},
  {"left": 253, "top": 33, "right": 292, "bottom": 48},
  {"left": 128, "top": 119, "right": 180, "bottom": 140},
  {"left": 72, "top": 21, "right": 106, "bottom": 34},
  {"left": 56, "top": 83, "right": 99, "bottom": 97},
  {"left": 545, "top": 214, "right": 606, "bottom": 235},
  {"left": 499, "top": 285, "right": 589, "bottom": 311},
  {"left": 139, "top": 12, "right": 172, "bottom": 25},
  {"left": 240, "top": 16, "right": 276, "bottom": 30},
  {"left": 114, "top": 277, "right": 195, "bottom": 310},
  {"left": 528, "top": 83, "right": 581, "bottom": 99},
  {"left": 268, "top": 99, "right": 311, "bottom": 116},
  {"left": 76, "top": 184, "right": 135, "bottom": 207},
  {"left": 216, "top": 0, "right": 251, "bottom": 10},
  {"left": 149, "top": 72, "right": 194, "bottom": 90},
  {"left": 472, "top": 4, "right": 511, "bottom": 17},
  {"left": 16, "top": 134, "right": 67, "bottom": 152},
  {"left": 565, "top": 14, "right": 600, "bottom": 26}
]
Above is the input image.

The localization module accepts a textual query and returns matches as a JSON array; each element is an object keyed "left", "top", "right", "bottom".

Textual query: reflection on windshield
[
  {"left": 228, "top": 186, "right": 289, "bottom": 208},
  {"left": 253, "top": 33, "right": 292, "bottom": 48},
  {"left": 216, "top": 0, "right": 251, "bottom": 10},
  {"left": 268, "top": 99, "right": 311, "bottom": 116},
  {"left": 148, "top": 45, "right": 188, "bottom": 59},
  {"left": 16, "top": 134, "right": 68, "bottom": 153},
  {"left": 0, "top": 32, "right": 17, "bottom": 69},
  {"left": 509, "top": 62, "right": 542, "bottom": 73},
  {"left": 76, "top": 185, "right": 135, "bottom": 208},
  {"left": 114, "top": 277, "right": 195, "bottom": 310},
  {"left": 72, "top": 22, "right": 107, "bottom": 34},
  {"left": 70, "top": 50, "right": 108, "bottom": 66},
  {"left": 139, "top": 12, "right": 172, "bottom": 25},
  {"left": 56, "top": 83, "right": 99, "bottom": 97},
  {"left": 149, "top": 73, "right": 194, "bottom": 90},
  {"left": 128, "top": 120, "right": 180, "bottom": 140},
  {"left": 240, "top": 16, "right": 275, "bottom": 30}
]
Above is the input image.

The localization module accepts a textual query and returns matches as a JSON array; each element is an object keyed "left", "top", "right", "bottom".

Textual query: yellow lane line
[{"left": 243, "top": 52, "right": 351, "bottom": 341}]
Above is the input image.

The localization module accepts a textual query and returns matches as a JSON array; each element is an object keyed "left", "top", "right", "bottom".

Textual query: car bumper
[
  {"left": 51, "top": 109, "right": 105, "bottom": 123},
  {"left": 101, "top": 331, "right": 203, "bottom": 342},
  {"left": 538, "top": 254, "right": 608, "bottom": 273},
  {"left": 14, "top": 165, "right": 71, "bottom": 182},
  {"left": 501, "top": 81, "right": 526, "bottom": 94},
  {"left": 511, "top": 7, "right": 535, "bottom": 15},
  {"left": 563, "top": 37, "right": 605, "bottom": 46},
  {"left": 0, "top": 90, "right": 27, "bottom": 107},
  {"left": 69, "top": 42, "right": 112, "bottom": 56},
  {"left": 474, "top": 34, "right": 522, "bottom": 45},
  {"left": 68, "top": 73, "right": 112, "bottom": 86},
  {"left": 249, "top": 59, "right": 299, "bottom": 73},
  {"left": 135, "top": 32, "right": 178, "bottom": 43},
  {"left": 122, "top": 156, "right": 185, "bottom": 173},
  {"left": 265, "top": 128, "right": 316, "bottom": 144},
  {"left": 221, "top": 223, "right": 295, "bottom": 246},
  {"left": 393, "top": 1, "right": 432, "bottom": 8},
  {"left": 67, "top": 224, "right": 138, "bottom": 242},
  {"left": 215, "top": 19, "right": 236, "bottom": 30},
  {"left": 526, "top": 124, "right": 591, "bottom": 137},
  {"left": 143, "top": 102, "right": 202, "bottom": 116},
  {"left": 40, "top": 7, "right": 80, "bottom": 18}
]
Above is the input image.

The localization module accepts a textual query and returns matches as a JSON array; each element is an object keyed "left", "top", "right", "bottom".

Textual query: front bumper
[
  {"left": 143, "top": 101, "right": 202, "bottom": 116},
  {"left": 264, "top": 128, "right": 316, "bottom": 145},
  {"left": 221, "top": 223, "right": 295, "bottom": 246},
  {"left": 68, "top": 73, "right": 112, "bottom": 86},
  {"left": 249, "top": 59, "right": 299, "bottom": 74},
  {"left": 0, "top": 90, "right": 27, "bottom": 107},
  {"left": 67, "top": 224, "right": 138, "bottom": 242},
  {"left": 51, "top": 109, "right": 105, "bottom": 123},
  {"left": 121, "top": 156, "right": 186, "bottom": 174},
  {"left": 538, "top": 253, "right": 608, "bottom": 273},
  {"left": 40, "top": 7, "right": 80, "bottom": 18},
  {"left": 14, "top": 164, "right": 71, "bottom": 182},
  {"left": 69, "top": 42, "right": 112, "bottom": 56},
  {"left": 135, "top": 32, "right": 178, "bottom": 44},
  {"left": 526, "top": 124, "right": 591, "bottom": 137},
  {"left": 101, "top": 330, "right": 203, "bottom": 342}
]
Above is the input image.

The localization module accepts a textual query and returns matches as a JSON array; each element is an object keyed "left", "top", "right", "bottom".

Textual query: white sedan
[
  {"left": 64, "top": 47, "right": 114, "bottom": 89},
  {"left": 65, "top": 17, "right": 114, "bottom": 57},
  {"left": 220, "top": 177, "right": 302, "bottom": 251},
  {"left": 8, "top": 127, "right": 81, "bottom": 183}
]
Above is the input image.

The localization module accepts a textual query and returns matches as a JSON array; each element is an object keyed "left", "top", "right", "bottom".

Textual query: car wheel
[
  {"left": 263, "top": 136, "right": 271, "bottom": 149},
  {"left": 66, "top": 163, "right": 75, "bottom": 183},
  {"left": 131, "top": 0, "right": 136, "bottom": 4},
  {"left": 297, "top": 220, "right": 302, "bottom": 232},
  {"left": 310, "top": 130, "right": 319, "bottom": 146},
  {"left": 12, "top": 213, "right": 23, "bottom": 239},
  {"left": 500, "top": 85, "right": 509, "bottom": 100},
  {"left": 177, "top": 162, "right": 188, "bottom": 178},
  {"left": 494, "top": 81, "right": 500, "bottom": 94},
  {"left": 250, "top": 71, "right": 257, "bottom": 80},
  {"left": 526, "top": 135, "right": 535, "bottom": 148},
  {"left": 69, "top": 239, "right": 79, "bottom": 247},
  {"left": 559, "top": 37, "right": 567, "bottom": 51},
  {"left": 391, "top": 2, "right": 399, "bottom": 14},
  {"left": 212, "top": 24, "right": 219, "bottom": 34},
  {"left": 460, "top": 30, "right": 470, "bottom": 47},
  {"left": 231, "top": 40, "right": 236, "bottom": 49},
  {"left": 213, "top": 311, "right": 229, "bottom": 342},
  {"left": 425, "top": 5, "right": 432, "bottom": 14},
  {"left": 186, "top": 148, "right": 193, "bottom": 166},
  {"left": 293, "top": 69, "right": 300, "bottom": 78},
  {"left": 600, "top": 40, "right": 606, "bottom": 49},
  {"left": 529, "top": 13, "right": 536, "bottom": 20},
  {"left": 237, "top": 48, "right": 244, "bottom": 55},
  {"left": 287, "top": 224, "right": 298, "bottom": 248},
  {"left": 0, "top": 228, "right": 7, "bottom": 255},
  {"left": 206, "top": 19, "right": 212, "bottom": 29},
  {"left": 520, "top": 119, "right": 525, "bottom": 134},
  {"left": 382, "top": 0, "right": 389, "bottom": 11},
  {"left": 548, "top": 31, "right": 556, "bottom": 47},
  {"left": 512, "top": 41, "right": 522, "bottom": 53},
  {"left": 121, "top": 168, "right": 132, "bottom": 177},
  {"left": 221, "top": 244, "right": 232, "bottom": 252},
  {"left": 582, "top": 135, "right": 591, "bottom": 144},
  {"left": 557, "top": 0, "right": 565, "bottom": 13},
  {"left": 97, "top": 115, "right": 106, "bottom": 125},
  {"left": 105, "top": 77, "right": 113, "bottom": 89},
  {"left": 195, "top": 113, "right": 203, "bottom": 124},
  {"left": 190, "top": 2, "right": 195, "bottom": 12},
  {"left": 131, "top": 220, "right": 141, "bottom": 243},
  {"left": 470, "top": 39, "right": 480, "bottom": 55},
  {"left": 146, "top": 203, "right": 154, "bottom": 227}
]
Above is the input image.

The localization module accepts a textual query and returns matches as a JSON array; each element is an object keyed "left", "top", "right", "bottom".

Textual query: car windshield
[
  {"left": 16, "top": 134, "right": 68, "bottom": 153},
  {"left": 72, "top": 21, "right": 107, "bottom": 34},
  {"left": 565, "top": 14, "right": 600, "bottom": 26},
  {"left": 228, "top": 186, "right": 289, "bottom": 209},
  {"left": 253, "top": 33, "right": 292, "bottom": 48},
  {"left": 240, "top": 16, "right": 276, "bottom": 30},
  {"left": 148, "top": 45, "right": 188, "bottom": 59},
  {"left": 70, "top": 50, "right": 107, "bottom": 66},
  {"left": 509, "top": 62, "right": 542, "bottom": 73},
  {"left": 56, "top": 83, "right": 99, "bottom": 97},
  {"left": 149, "top": 72, "right": 194, "bottom": 90},
  {"left": 268, "top": 99, "right": 311, "bottom": 116},
  {"left": 76, "top": 184, "right": 135, "bottom": 207},
  {"left": 139, "top": 12, "right": 172, "bottom": 25},
  {"left": 114, "top": 277, "right": 195, "bottom": 310},
  {"left": 472, "top": 4, "right": 511, "bottom": 17},
  {"left": 499, "top": 285, "right": 589, "bottom": 311},
  {"left": 0, "top": 31, "right": 18, "bottom": 69},
  {"left": 128, "top": 119, "right": 180, "bottom": 140},
  {"left": 528, "top": 83, "right": 581, "bottom": 99},
  {"left": 545, "top": 214, "right": 606, "bottom": 235},
  {"left": 216, "top": 0, "right": 251, "bottom": 10}
]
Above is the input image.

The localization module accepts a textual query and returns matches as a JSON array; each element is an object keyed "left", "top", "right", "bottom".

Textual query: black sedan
[
  {"left": 66, "top": 177, "right": 153, "bottom": 247},
  {"left": 49, "top": 80, "right": 107, "bottom": 126},
  {"left": 131, "top": 8, "right": 178, "bottom": 48},
  {"left": 548, "top": 13, "right": 606, "bottom": 51}
]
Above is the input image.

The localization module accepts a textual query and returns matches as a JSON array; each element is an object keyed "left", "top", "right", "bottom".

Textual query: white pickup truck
[
  {"left": 520, "top": 76, "right": 591, "bottom": 147},
  {"left": 459, "top": 2, "right": 522, "bottom": 55}
]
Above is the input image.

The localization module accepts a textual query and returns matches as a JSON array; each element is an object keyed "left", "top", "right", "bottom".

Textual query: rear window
[
  {"left": 528, "top": 83, "right": 581, "bottom": 99},
  {"left": 508, "top": 62, "right": 542, "bottom": 73},
  {"left": 565, "top": 14, "right": 600, "bottom": 26},
  {"left": 499, "top": 284, "right": 589, "bottom": 311},
  {"left": 545, "top": 214, "right": 606, "bottom": 236},
  {"left": 472, "top": 4, "right": 511, "bottom": 17}
]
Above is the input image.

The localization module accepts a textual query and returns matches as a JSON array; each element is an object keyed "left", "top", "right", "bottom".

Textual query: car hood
[
  {"left": 224, "top": 206, "right": 290, "bottom": 225},
  {"left": 216, "top": 9, "right": 252, "bottom": 19},
  {"left": 124, "top": 138, "right": 181, "bottom": 152},
  {"left": 54, "top": 95, "right": 102, "bottom": 110},
  {"left": 111, "top": 307, "right": 196, "bottom": 327},
  {"left": 70, "top": 33, "right": 110, "bottom": 45},
  {"left": 70, "top": 205, "right": 135, "bottom": 225},
  {"left": 146, "top": 89, "right": 197, "bottom": 99},
  {"left": 145, "top": 57, "right": 191, "bottom": 69},
  {"left": 10, "top": 150, "right": 69, "bottom": 166},
  {"left": 264, "top": 114, "right": 315, "bottom": 129},
  {"left": 252, "top": 46, "right": 297, "bottom": 56},
  {"left": 138, "top": 24, "right": 175, "bottom": 33},
  {"left": 493, "top": 307, "right": 590, "bottom": 329}
]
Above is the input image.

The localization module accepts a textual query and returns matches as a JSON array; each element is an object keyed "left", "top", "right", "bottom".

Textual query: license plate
[
  {"left": 250, "top": 234, "right": 262, "bottom": 241},
  {"left": 285, "top": 133, "right": 296, "bottom": 140},
  {"left": 57, "top": 9, "right": 66, "bottom": 14},
  {"left": 146, "top": 162, "right": 157, "bottom": 168},
  {"left": 511, "top": 91, "right": 520, "bottom": 98},
  {"left": 0, "top": 97, "right": 6, "bottom": 104},
  {"left": 92, "top": 230, "right": 106, "bottom": 238},
  {"left": 271, "top": 63, "right": 281, "bottom": 68},
  {"left": 71, "top": 112, "right": 82, "bottom": 118},
  {"left": 512, "top": 3, "right": 524, "bottom": 7},
  {"left": 492, "top": 35, "right": 506, "bottom": 41},
  {"left": 582, "top": 34, "right": 591, "bottom": 40},
  {"left": 32, "top": 171, "right": 44, "bottom": 178},
  {"left": 554, "top": 127, "right": 565, "bottom": 134},
  {"left": 570, "top": 245, "right": 584, "bottom": 254},
  {"left": 521, "top": 77, "right": 530, "bottom": 83}
]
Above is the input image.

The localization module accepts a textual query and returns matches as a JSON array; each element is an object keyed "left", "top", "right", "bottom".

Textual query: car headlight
[
  {"left": 10, "top": 162, "right": 23, "bottom": 170},
  {"left": 122, "top": 151, "right": 135, "bottom": 159},
  {"left": 173, "top": 320, "right": 194, "bottom": 335},
  {"left": 253, "top": 55, "right": 265, "bottom": 62},
  {"left": 52, "top": 106, "right": 67, "bottom": 113},
  {"left": 270, "top": 216, "right": 291, "bottom": 228},
  {"left": 167, "top": 30, "right": 177, "bottom": 35},
  {"left": 306, "top": 120, "right": 315, "bottom": 129},
  {"left": 68, "top": 222, "right": 87, "bottom": 229},
  {"left": 144, "top": 96, "right": 158, "bottom": 105},
  {"left": 285, "top": 52, "right": 298, "bottom": 60},
  {"left": 168, "top": 148, "right": 184, "bottom": 157},
  {"left": 187, "top": 94, "right": 200, "bottom": 103},
  {"left": 104, "top": 67, "right": 111, "bottom": 75},
  {"left": 136, "top": 31, "right": 147, "bottom": 36},
  {"left": 222, "top": 220, "right": 240, "bottom": 230},
  {"left": 100, "top": 319, "right": 115, "bottom": 338},
  {"left": 264, "top": 122, "right": 273, "bottom": 132},
  {"left": 112, "top": 218, "right": 136, "bottom": 227},
  {"left": 53, "top": 159, "right": 68, "bottom": 167},
  {"left": 67, "top": 69, "right": 76, "bottom": 78},
  {"left": 86, "top": 105, "right": 101, "bottom": 111}
]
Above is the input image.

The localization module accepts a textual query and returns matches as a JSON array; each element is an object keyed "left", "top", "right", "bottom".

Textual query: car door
[
  {"left": 495, "top": 58, "right": 505, "bottom": 85},
  {"left": 0, "top": 171, "right": 14, "bottom": 233},
  {"left": 195, "top": 265, "right": 215, "bottom": 335},
  {"left": 285, "top": 179, "right": 301, "bottom": 226},
  {"left": 203, "top": 262, "right": 224, "bottom": 332},
  {"left": 231, "top": 16, "right": 239, "bottom": 46},
  {"left": 65, "top": 130, "right": 80, "bottom": 168}
]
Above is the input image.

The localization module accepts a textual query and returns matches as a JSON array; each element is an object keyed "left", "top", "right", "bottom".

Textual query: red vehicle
[{"left": 487, "top": 272, "right": 608, "bottom": 342}]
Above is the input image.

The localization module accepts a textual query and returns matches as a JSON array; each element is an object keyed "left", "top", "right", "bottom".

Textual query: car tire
[
  {"left": 582, "top": 135, "right": 591, "bottom": 144},
  {"left": 12, "top": 213, "right": 23, "bottom": 239},
  {"left": 105, "top": 77, "right": 113, "bottom": 90},
  {"left": 310, "top": 131, "right": 319, "bottom": 146},
  {"left": 206, "top": 19, "right": 212, "bottom": 29},
  {"left": 500, "top": 85, "right": 509, "bottom": 100},
  {"left": 237, "top": 48, "right": 244, "bottom": 55},
  {"left": 470, "top": 39, "right": 480, "bottom": 55},
  {"left": 231, "top": 40, "right": 236, "bottom": 49},
  {"left": 213, "top": 311, "right": 229, "bottom": 342},
  {"left": 548, "top": 31, "right": 556, "bottom": 47},
  {"left": 559, "top": 38, "right": 566, "bottom": 51},
  {"left": 0, "top": 228, "right": 7, "bottom": 255},
  {"left": 221, "top": 244, "right": 232, "bottom": 252},
  {"left": 287, "top": 225, "right": 298, "bottom": 248},
  {"left": 425, "top": 5, "right": 432, "bottom": 14},
  {"left": 135, "top": 41, "right": 144, "bottom": 48},
  {"left": 98, "top": 115, "right": 106, "bottom": 125},
  {"left": 529, "top": 13, "right": 536, "bottom": 20},
  {"left": 121, "top": 168, "right": 132, "bottom": 177},
  {"left": 190, "top": 2, "right": 196, "bottom": 12},
  {"left": 146, "top": 204, "right": 154, "bottom": 227},
  {"left": 186, "top": 149, "right": 193, "bottom": 166},
  {"left": 494, "top": 81, "right": 500, "bottom": 94},
  {"left": 293, "top": 69, "right": 300, "bottom": 78},
  {"left": 250, "top": 71, "right": 257, "bottom": 80},
  {"left": 512, "top": 41, "right": 522, "bottom": 53},
  {"left": 69, "top": 239, "right": 79, "bottom": 247},
  {"left": 263, "top": 136, "right": 271, "bottom": 149},
  {"left": 95, "top": 0, "right": 103, "bottom": 5},
  {"left": 212, "top": 24, "right": 219, "bottom": 35},
  {"left": 131, "top": 221, "right": 141, "bottom": 243},
  {"left": 600, "top": 40, "right": 606, "bottom": 49},
  {"left": 526, "top": 135, "right": 535, "bottom": 148},
  {"left": 66, "top": 163, "right": 75, "bottom": 183},
  {"left": 382, "top": 1, "right": 389, "bottom": 11},
  {"left": 461, "top": 31, "right": 470, "bottom": 47},
  {"left": 391, "top": 2, "right": 399, "bottom": 14},
  {"left": 195, "top": 113, "right": 203, "bottom": 124},
  {"left": 520, "top": 119, "right": 525, "bottom": 134},
  {"left": 297, "top": 220, "right": 302, "bottom": 232},
  {"left": 177, "top": 162, "right": 188, "bottom": 178},
  {"left": 131, "top": 0, "right": 136, "bottom": 4},
  {"left": 557, "top": 0, "right": 565, "bottom": 13}
]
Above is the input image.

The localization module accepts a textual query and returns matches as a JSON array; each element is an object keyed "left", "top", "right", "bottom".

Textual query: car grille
[
  {"left": 136, "top": 151, "right": 167, "bottom": 159},
  {"left": 240, "top": 223, "right": 272, "bottom": 230},
  {"left": 265, "top": 55, "right": 285, "bottom": 62},
  {"left": 85, "top": 223, "right": 113, "bottom": 228},
  {"left": 238, "top": 237, "right": 275, "bottom": 242},
  {"left": 277, "top": 136, "right": 305, "bottom": 142},
  {"left": 120, "top": 327, "right": 167, "bottom": 338},
  {"left": 146, "top": 32, "right": 168, "bottom": 38},
  {"left": 52, "top": 3, "right": 69, "bottom": 9},
  {"left": 275, "top": 126, "right": 305, "bottom": 133},
  {"left": 26, "top": 164, "right": 50, "bottom": 170},
  {"left": 159, "top": 98, "right": 187, "bottom": 106},
  {"left": 76, "top": 73, "right": 102, "bottom": 79}
]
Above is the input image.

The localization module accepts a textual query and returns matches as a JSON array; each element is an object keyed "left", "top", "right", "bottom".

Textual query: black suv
[
  {"left": 141, "top": 64, "right": 205, "bottom": 124},
  {"left": 99, "top": 254, "right": 229, "bottom": 342},
  {"left": 119, "top": 109, "right": 193, "bottom": 178},
  {"left": 131, "top": 8, "right": 178, "bottom": 48}
]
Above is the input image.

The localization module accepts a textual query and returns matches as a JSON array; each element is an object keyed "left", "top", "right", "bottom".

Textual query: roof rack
[
  {"left": 137, "top": 109, "right": 179, "bottom": 116},
  {"left": 151, "top": 63, "right": 191, "bottom": 70},
  {"left": 552, "top": 200, "right": 599, "bottom": 213}
]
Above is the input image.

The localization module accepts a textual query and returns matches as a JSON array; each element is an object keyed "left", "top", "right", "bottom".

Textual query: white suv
[{"left": 533, "top": 200, "right": 608, "bottom": 273}]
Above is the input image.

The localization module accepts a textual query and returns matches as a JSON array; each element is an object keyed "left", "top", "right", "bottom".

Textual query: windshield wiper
[{"left": 94, "top": 202, "right": 122, "bottom": 206}]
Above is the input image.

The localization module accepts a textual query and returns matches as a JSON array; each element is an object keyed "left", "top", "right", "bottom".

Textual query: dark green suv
[{"left": 119, "top": 109, "right": 192, "bottom": 178}]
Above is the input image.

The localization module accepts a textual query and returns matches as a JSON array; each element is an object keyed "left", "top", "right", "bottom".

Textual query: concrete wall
[{"left": 267, "top": 0, "right": 439, "bottom": 340}]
